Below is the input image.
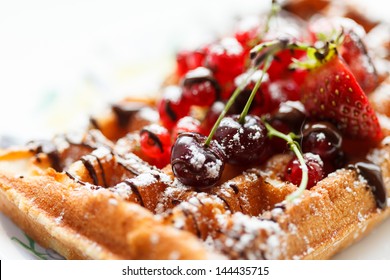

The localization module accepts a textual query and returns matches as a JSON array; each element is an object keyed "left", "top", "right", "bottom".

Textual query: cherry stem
[
  {"left": 238, "top": 55, "right": 272, "bottom": 124},
  {"left": 263, "top": 0, "right": 281, "bottom": 35},
  {"left": 204, "top": 39, "right": 298, "bottom": 146},
  {"left": 264, "top": 122, "right": 309, "bottom": 202},
  {"left": 204, "top": 68, "right": 257, "bottom": 147}
]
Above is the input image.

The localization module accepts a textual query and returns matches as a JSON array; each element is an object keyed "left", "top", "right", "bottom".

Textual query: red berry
[
  {"left": 176, "top": 47, "right": 207, "bottom": 78},
  {"left": 301, "top": 55, "right": 382, "bottom": 142},
  {"left": 158, "top": 86, "right": 191, "bottom": 130},
  {"left": 284, "top": 153, "right": 325, "bottom": 189},
  {"left": 234, "top": 16, "right": 262, "bottom": 53},
  {"left": 172, "top": 116, "right": 202, "bottom": 141},
  {"left": 267, "top": 49, "right": 307, "bottom": 81},
  {"left": 140, "top": 124, "right": 171, "bottom": 168},
  {"left": 205, "top": 37, "right": 246, "bottom": 100},
  {"left": 181, "top": 67, "right": 219, "bottom": 106},
  {"left": 262, "top": 77, "right": 301, "bottom": 111},
  {"left": 232, "top": 70, "right": 301, "bottom": 116}
]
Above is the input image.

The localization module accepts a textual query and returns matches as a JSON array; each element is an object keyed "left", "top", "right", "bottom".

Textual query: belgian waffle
[{"left": 0, "top": 0, "right": 390, "bottom": 260}]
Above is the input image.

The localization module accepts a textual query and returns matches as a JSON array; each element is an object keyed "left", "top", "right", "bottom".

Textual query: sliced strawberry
[
  {"left": 308, "top": 17, "right": 379, "bottom": 94},
  {"left": 301, "top": 55, "right": 382, "bottom": 142}
]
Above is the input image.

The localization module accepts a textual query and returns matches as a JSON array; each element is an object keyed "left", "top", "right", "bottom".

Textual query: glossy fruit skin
[
  {"left": 158, "top": 86, "right": 191, "bottom": 130},
  {"left": 265, "top": 101, "right": 307, "bottom": 153},
  {"left": 176, "top": 47, "right": 207, "bottom": 78},
  {"left": 205, "top": 37, "right": 246, "bottom": 100},
  {"left": 284, "top": 153, "right": 325, "bottom": 189},
  {"left": 214, "top": 114, "right": 268, "bottom": 165},
  {"left": 181, "top": 67, "right": 220, "bottom": 107},
  {"left": 300, "top": 55, "right": 382, "bottom": 142},
  {"left": 140, "top": 124, "right": 171, "bottom": 168},
  {"left": 171, "top": 132, "right": 226, "bottom": 189},
  {"left": 301, "top": 122, "right": 342, "bottom": 161}
]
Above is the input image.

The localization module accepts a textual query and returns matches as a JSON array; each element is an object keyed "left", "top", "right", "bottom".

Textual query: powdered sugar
[
  {"left": 188, "top": 145, "right": 206, "bottom": 169},
  {"left": 163, "top": 86, "right": 182, "bottom": 103},
  {"left": 205, "top": 159, "right": 223, "bottom": 179}
]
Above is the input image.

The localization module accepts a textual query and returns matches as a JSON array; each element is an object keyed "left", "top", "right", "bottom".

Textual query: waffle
[{"left": 1, "top": 1, "right": 390, "bottom": 260}]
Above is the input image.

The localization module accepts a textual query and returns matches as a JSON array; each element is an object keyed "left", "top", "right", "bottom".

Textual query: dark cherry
[
  {"left": 267, "top": 101, "right": 307, "bottom": 133},
  {"left": 158, "top": 86, "right": 191, "bottom": 130},
  {"left": 229, "top": 70, "right": 272, "bottom": 116},
  {"left": 266, "top": 101, "right": 307, "bottom": 153},
  {"left": 171, "top": 132, "right": 226, "bottom": 189},
  {"left": 301, "top": 121, "right": 343, "bottom": 161},
  {"left": 181, "top": 67, "right": 220, "bottom": 107},
  {"left": 213, "top": 114, "right": 268, "bottom": 165},
  {"left": 284, "top": 153, "right": 325, "bottom": 189}
]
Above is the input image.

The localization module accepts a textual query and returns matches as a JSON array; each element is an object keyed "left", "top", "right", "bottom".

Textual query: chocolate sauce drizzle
[
  {"left": 124, "top": 179, "right": 144, "bottom": 206},
  {"left": 349, "top": 161, "right": 387, "bottom": 209},
  {"left": 140, "top": 129, "right": 164, "bottom": 153},
  {"left": 111, "top": 102, "right": 145, "bottom": 127},
  {"left": 27, "top": 140, "right": 62, "bottom": 172},
  {"left": 80, "top": 157, "right": 100, "bottom": 186}
]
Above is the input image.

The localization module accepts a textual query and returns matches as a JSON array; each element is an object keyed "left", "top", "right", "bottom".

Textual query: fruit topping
[
  {"left": 205, "top": 37, "right": 246, "bottom": 100},
  {"left": 301, "top": 122, "right": 342, "bottom": 161},
  {"left": 284, "top": 153, "right": 324, "bottom": 190},
  {"left": 181, "top": 67, "right": 220, "bottom": 107},
  {"left": 300, "top": 52, "right": 383, "bottom": 142},
  {"left": 158, "top": 86, "right": 191, "bottom": 130},
  {"left": 140, "top": 124, "right": 171, "bottom": 168},
  {"left": 214, "top": 114, "right": 267, "bottom": 165},
  {"left": 171, "top": 132, "right": 226, "bottom": 189}
]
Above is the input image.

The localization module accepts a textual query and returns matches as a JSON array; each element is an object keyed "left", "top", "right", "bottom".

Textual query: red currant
[
  {"left": 234, "top": 16, "right": 262, "bottom": 52},
  {"left": 140, "top": 124, "right": 172, "bottom": 168},
  {"left": 284, "top": 153, "right": 325, "bottom": 189},
  {"left": 176, "top": 47, "right": 207, "bottom": 78},
  {"left": 158, "top": 86, "right": 191, "bottom": 130},
  {"left": 205, "top": 37, "right": 246, "bottom": 100},
  {"left": 181, "top": 67, "right": 219, "bottom": 107}
]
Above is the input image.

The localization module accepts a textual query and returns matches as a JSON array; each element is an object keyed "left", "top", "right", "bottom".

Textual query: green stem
[
  {"left": 204, "top": 68, "right": 257, "bottom": 146},
  {"left": 264, "top": 122, "right": 308, "bottom": 202},
  {"left": 263, "top": 0, "right": 281, "bottom": 35},
  {"left": 239, "top": 55, "right": 272, "bottom": 123}
]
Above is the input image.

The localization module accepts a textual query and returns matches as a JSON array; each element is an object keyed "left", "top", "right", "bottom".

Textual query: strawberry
[
  {"left": 308, "top": 17, "right": 379, "bottom": 93},
  {"left": 301, "top": 55, "right": 382, "bottom": 142}
]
